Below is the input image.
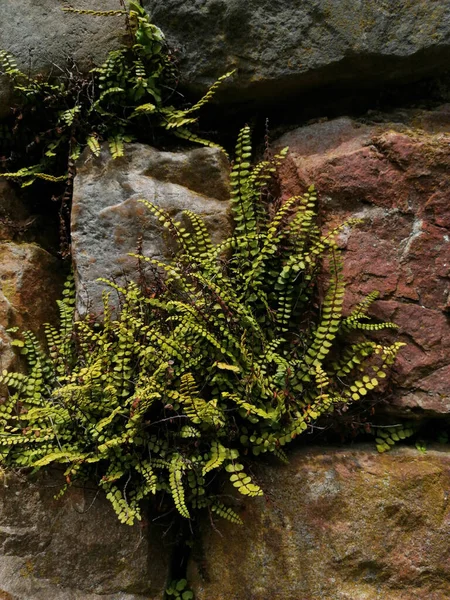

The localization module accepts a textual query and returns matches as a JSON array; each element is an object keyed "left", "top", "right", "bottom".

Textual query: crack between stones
[{"left": 159, "top": 514, "right": 193, "bottom": 600}]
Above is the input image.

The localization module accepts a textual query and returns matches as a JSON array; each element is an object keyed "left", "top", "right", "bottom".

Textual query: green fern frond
[
  {"left": 0, "top": 50, "right": 27, "bottom": 83},
  {"left": 61, "top": 8, "right": 127, "bottom": 16},
  {"left": 225, "top": 462, "right": 263, "bottom": 497},
  {"left": 211, "top": 501, "right": 243, "bottom": 525},
  {"left": 374, "top": 422, "right": 417, "bottom": 453},
  {"left": 108, "top": 134, "right": 125, "bottom": 159},
  {"left": 131, "top": 102, "right": 156, "bottom": 116},
  {"left": 169, "top": 455, "right": 190, "bottom": 518},
  {"left": 302, "top": 249, "right": 345, "bottom": 369},
  {"left": 202, "top": 441, "right": 228, "bottom": 476},
  {"left": 183, "top": 70, "right": 236, "bottom": 115},
  {"left": 86, "top": 135, "right": 101, "bottom": 157},
  {"left": 172, "top": 127, "right": 228, "bottom": 156}
]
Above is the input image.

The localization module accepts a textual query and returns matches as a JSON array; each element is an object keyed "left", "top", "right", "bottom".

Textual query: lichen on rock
[{"left": 189, "top": 445, "right": 450, "bottom": 600}]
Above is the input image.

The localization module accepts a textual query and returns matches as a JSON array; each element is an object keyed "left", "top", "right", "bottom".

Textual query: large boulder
[
  {"left": 0, "top": 0, "right": 121, "bottom": 118},
  {"left": 71, "top": 143, "right": 230, "bottom": 316},
  {"left": 0, "top": 470, "right": 168, "bottom": 599},
  {"left": 274, "top": 105, "right": 450, "bottom": 418},
  {"left": 145, "top": 0, "right": 450, "bottom": 103},
  {"left": 189, "top": 445, "right": 450, "bottom": 600},
  {"left": 2, "top": 1, "right": 449, "bottom": 117}
]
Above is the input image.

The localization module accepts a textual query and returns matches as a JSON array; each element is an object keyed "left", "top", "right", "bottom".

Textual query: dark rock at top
[
  {"left": 1, "top": 1, "right": 449, "bottom": 118},
  {"left": 145, "top": 0, "right": 450, "bottom": 105},
  {"left": 0, "top": 0, "right": 121, "bottom": 118}
]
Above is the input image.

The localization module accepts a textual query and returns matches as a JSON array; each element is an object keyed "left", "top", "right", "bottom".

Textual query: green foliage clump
[
  {"left": 374, "top": 422, "right": 417, "bottom": 453},
  {"left": 0, "top": 1, "right": 232, "bottom": 186},
  {"left": 0, "top": 128, "right": 404, "bottom": 525},
  {"left": 166, "top": 579, "right": 194, "bottom": 600}
]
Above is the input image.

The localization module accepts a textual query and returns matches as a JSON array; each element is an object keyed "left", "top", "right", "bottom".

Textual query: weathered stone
[
  {"left": 0, "top": 242, "right": 64, "bottom": 375},
  {"left": 71, "top": 143, "right": 230, "bottom": 316},
  {"left": 274, "top": 106, "right": 450, "bottom": 417},
  {"left": 0, "top": 0, "right": 121, "bottom": 117},
  {"left": 145, "top": 0, "right": 450, "bottom": 104},
  {"left": 0, "top": 470, "right": 168, "bottom": 599},
  {"left": 2, "top": 1, "right": 450, "bottom": 117},
  {"left": 189, "top": 445, "right": 450, "bottom": 600}
]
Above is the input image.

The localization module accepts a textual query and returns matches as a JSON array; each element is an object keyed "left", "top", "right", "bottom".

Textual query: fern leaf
[
  {"left": 211, "top": 501, "right": 243, "bottom": 525},
  {"left": 34, "top": 173, "right": 67, "bottom": 182},
  {"left": 87, "top": 135, "right": 101, "bottom": 157},
  {"left": 302, "top": 249, "right": 345, "bottom": 369},
  {"left": 169, "top": 455, "right": 190, "bottom": 518},
  {"left": 61, "top": 8, "right": 127, "bottom": 16},
  {"left": 173, "top": 127, "right": 228, "bottom": 156},
  {"left": 108, "top": 134, "right": 125, "bottom": 159},
  {"left": 225, "top": 462, "right": 263, "bottom": 497},
  {"left": 183, "top": 70, "right": 236, "bottom": 115},
  {"left": 374, "top": 422, "right": 416, "bottom": 453},
  {"left": 32, "top": 451, "right": 89, "bottom": 468},
  {"left": 202, "top": 441, "right": 227, "bottom": 476},
  {"left": 131, "top": 102, "right": 157, "bottom": 116}
]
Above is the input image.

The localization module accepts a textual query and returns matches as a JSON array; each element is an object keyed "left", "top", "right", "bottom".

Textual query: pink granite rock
[{"left": 275, "top": 106, "right": 450, "bottom": 417}]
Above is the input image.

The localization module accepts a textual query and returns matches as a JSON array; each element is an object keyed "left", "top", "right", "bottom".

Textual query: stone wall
[
  {"left": 0, "top": 471, "right": 168, "bottom": 599},
  {"left": 71, "top": 144, "right": 230, "bottom": 316},
  {"left": 1, "top": 2, "right": 449, "bottom": 599},
  {"left": 0, "top": 0, "right": 120, "bottom": 119},
  {"left": 0, "top": 181, "right": 64, "bottom": 376}
]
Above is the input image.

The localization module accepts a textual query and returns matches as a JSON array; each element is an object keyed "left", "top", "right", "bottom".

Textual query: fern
[
  {"left": 108, "top": 134, "right": 125, "bottom": 159},
  {"left": 202, "top": 441, "right": 227, "bottom": 476},
  {"left": 61, "top": 8, "right": 127, "bottom": 17},
  {"left": 169, "top": 455, "right": 190, "bottom": 519},
  {"left": 211, "top": 501, "right": 243, "bottom": 525},
  {"left": 0, "top": 129, "right": 404, "bottom": 525},
  {"left": 166, "top": 578, "right": 195, "bottom": 600},
  {"left": 373, "top": 423, "right": 417, "bottom": 453},
  {"left": 0, "top": 3, "right": 231, "bottom": 188}
]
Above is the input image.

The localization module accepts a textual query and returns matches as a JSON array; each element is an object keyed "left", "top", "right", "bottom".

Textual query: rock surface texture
[
  {"left": 189, "top": 445, "right": 450, "bottom": 600},
  {"left": 71, "top": 143, "right": 230, "bottom": 316},
  {"left": 0, "top": 182, "right": 29, "bottom": 243},
  {"left": 0, "top": 241, "right": 64, "bottom": 376},
  {"left": 2, "top": 1, "right": 450, "bottom": 115},
  {"left": 275, "top": 105, "right": 450, "bottom": 418},
  {"left": 0, "top": 0, "right": 121, "bottom": 118},
  {"left": 0, "top": 180, "right": 65, "bottom": 383},
  {"left": 0, "top": 471, "right": 168, "bottom": 599},
  {"left": 145, "top": 0, "right": 450, "bottom": 102}
]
